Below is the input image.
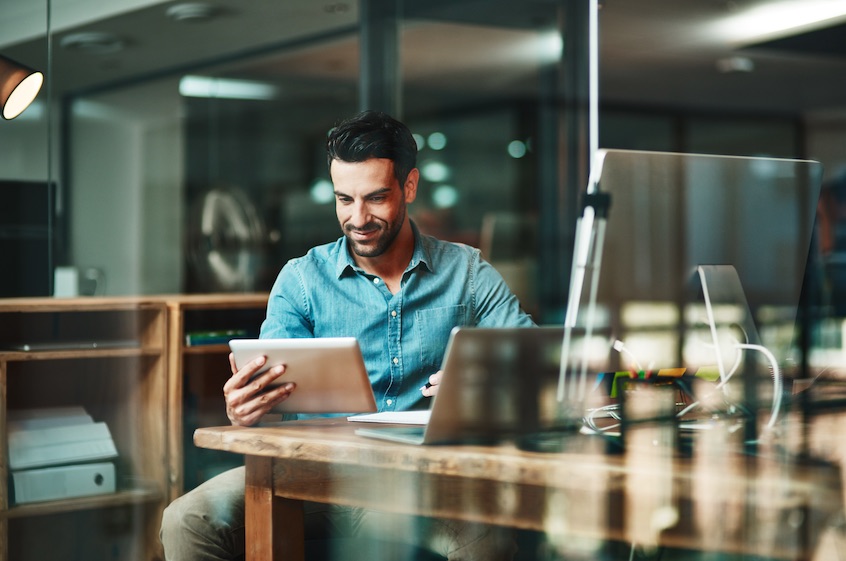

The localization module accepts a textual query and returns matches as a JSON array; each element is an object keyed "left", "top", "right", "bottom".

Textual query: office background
[
  {"left": 2, "top": 2, "right": 846, "bottom": 559},
  {"left": 2, "top": 0, "right": 844, "bottom": 320}
]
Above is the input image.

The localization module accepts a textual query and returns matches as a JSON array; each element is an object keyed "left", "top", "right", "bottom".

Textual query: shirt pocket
[{"left": 415, "top": 305, "right": 468, "bottom": 372}]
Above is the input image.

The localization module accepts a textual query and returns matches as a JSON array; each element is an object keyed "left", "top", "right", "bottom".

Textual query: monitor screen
[
  {"left": 0, "top": 180, "right": 54, "bottom": 297},
  {"left": 559, "top": 149, "right": 822, "bottom": 425}
]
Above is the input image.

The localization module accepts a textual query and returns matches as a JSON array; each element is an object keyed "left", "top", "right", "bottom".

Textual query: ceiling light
[
  {"left": 712, "top": 0, "right": 846, "bottom": 44},
  {"left": 309, "top": 179, "right": 335, "bottom": 204},
  {"left": 166, "top": 2, "right": 217, "bottom": 23},
  {"left": 179, "top": 75, "right": 278, "bottom": 100},
  {"left": 507, "top": 140, "right": 528, "bottom": 158},
  {"left": 412, "top": 133, "right": 425, "bottom": 150},
  {"left": 432, "top": 185, "right": 459, "bottom": 208},
  {"left": 0, "top": 55, "right": 44, "bottom": 120},
  {"left": 539, "top": 30, "right": 564, "bottom": 63},
  {"left": 60, "top": 32, "right": 125, "bottom": 55},
  {"left": 420, "top": 161, "right": 450, "bottom": 182},
  {"left": 427, "top": 132, "right": 447, "bottom": 151}
]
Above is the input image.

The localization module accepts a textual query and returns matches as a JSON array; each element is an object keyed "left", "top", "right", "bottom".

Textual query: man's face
[{"left": 331, "top": 157, "right": 418, "bottom": 258}]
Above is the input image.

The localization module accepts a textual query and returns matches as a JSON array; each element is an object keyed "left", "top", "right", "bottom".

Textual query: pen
[{"left": 420, "top": 381, "right": 433, "bottom": 391}]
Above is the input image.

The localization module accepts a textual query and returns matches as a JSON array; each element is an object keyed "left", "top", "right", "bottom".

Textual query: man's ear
[{"left": 404, "top": 168, "right": 419, "bottom": 203}]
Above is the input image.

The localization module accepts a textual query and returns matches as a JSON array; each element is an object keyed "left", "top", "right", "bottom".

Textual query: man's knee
[
  {"left": 159, "top": 467, "right": 247, "bottom": 560},
  {"left": 161, "top": 494, "right": 201, "bottom": 539}
]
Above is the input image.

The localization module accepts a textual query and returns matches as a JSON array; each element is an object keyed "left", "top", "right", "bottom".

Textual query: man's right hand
[{"left": 224, "top": 353, "right": 296, "bottom": 426}]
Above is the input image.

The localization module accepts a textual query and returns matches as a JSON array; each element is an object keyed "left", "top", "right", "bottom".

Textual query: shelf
[
  {"left": 2, "top": 487, "right": 162, "bottom": 520},
  {"left": 0, "top": 297, "right": 165, "bottom": 313},
  {"left": 0, "top": 293, "right": 268, "bottom": 560},
  {"left": 0, "top": 296, "right": 170, "bottom": 561},
  {"left": 1, "top": 347, "right": 161, "bottom": 362},
  {"left": 182, "top": 344, "right": 231, "bottom": 355},
  {"left": 165, "top": 294, "right": 268, "bottom": 497}
]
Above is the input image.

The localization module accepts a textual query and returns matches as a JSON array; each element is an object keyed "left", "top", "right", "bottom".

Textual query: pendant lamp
[{"left": 0, "top": 55, "right": 44, "bottom": 120}]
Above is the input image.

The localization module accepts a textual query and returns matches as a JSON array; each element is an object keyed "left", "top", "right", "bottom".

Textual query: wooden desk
[{"left": 194, "top": 419, "right": 844, "bottom": 561}]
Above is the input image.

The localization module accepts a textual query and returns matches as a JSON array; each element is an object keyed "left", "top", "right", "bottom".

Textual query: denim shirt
[{"left": 259, "top": 222, "right": 535, "bottom": 415}]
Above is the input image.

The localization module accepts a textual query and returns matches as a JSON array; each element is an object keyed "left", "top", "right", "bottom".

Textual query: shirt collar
[{"left": 334, "top": 220, "right": 433, "bottom": 279}]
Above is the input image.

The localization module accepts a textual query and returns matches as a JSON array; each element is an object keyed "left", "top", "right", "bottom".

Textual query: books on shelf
[{"left": 184, "top": 329, "right": 250, "bottom": 346}]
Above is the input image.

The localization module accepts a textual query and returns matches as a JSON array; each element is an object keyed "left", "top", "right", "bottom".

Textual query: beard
[{"left": 343, "top": 204, "right": 406, "bottom": 258}]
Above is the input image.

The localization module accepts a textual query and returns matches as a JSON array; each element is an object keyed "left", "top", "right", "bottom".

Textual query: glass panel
[
  {"left": 562, "top": 149, "right": 823, "bottom": 442},
  {"left": 65, "top": 35, "right": 359, "bottom": 295},
  {"left": 0, "top": 1, "right": 52, "bottom": 298},
  {"left": 399, "top": 0, "right": 591, "bottom": 321}
]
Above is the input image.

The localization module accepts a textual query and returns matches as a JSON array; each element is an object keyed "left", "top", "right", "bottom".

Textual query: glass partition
[
  {"left": 32, "top": 0, "right": 592, "bottom": 323},
  {"left": 560, "top": 149, "right": 823, "bottom": 443}
]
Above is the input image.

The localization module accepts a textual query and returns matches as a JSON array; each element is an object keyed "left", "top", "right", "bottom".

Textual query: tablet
[{"left": 229, "top": 338, "right": 377, "bottom": 414}]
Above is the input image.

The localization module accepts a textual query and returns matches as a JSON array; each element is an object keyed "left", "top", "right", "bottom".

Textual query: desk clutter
[{"left": 7, "top": 406, "right": 118, "bottom": 505}]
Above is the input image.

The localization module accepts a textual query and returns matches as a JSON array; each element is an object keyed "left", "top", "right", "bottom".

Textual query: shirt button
[
  {"left": 386, "top": 399, "right": 393, "bottom": 406},
  {"left": 373, "top": 278, "right": 380, "bottom": 284},
  {"left": 391, "top": 310, "right": 397, "bottom": 317},
  {"left": 392, "top": 357, "right": 399, "bottom": 365}
]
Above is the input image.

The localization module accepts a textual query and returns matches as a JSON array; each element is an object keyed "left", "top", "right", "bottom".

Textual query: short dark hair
[{"left": 326, "top": 110, "right": 417, "bottom": 188}]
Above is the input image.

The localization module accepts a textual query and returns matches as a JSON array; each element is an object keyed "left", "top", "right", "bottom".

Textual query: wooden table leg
[{"left": 245, "top": 455, "right": 305, "bottom": 561}]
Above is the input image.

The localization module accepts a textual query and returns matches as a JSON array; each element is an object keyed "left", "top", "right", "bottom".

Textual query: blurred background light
[{"left": 432, "top": 184, "right": 458, "bottom": 208}]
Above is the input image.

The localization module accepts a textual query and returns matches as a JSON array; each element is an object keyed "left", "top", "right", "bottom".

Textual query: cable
[
  {"left": 736, "top": 342, "right": 782, "bottom": 429},
  {"left": 613, "top": 339, "right": 643, "bottom": 371}
]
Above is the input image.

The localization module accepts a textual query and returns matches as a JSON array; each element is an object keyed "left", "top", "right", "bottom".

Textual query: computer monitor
[
  {"left": 0, "top": 180, "right": 54, "bottom": 297},
  {"left": 558, "top": 149, "right": 823, "bottom": 431}
]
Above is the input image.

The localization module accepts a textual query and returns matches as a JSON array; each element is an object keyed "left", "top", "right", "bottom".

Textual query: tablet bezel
[{"left": 229, "top": 338, "right": 377, "bottom": 414}]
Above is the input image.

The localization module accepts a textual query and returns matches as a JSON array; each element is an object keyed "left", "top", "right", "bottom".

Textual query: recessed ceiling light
[
  {"left": 323, "top": 3, "right": 350, "bottom": 14},
  {"left": 179, "top": 75, "right": 278, "bottom": 100},
  {"left": 59, "top": 32, "right": 125, "bottom": 55},
  {"left": 166, "top": 2, "right": 217, "bottom": 23}
]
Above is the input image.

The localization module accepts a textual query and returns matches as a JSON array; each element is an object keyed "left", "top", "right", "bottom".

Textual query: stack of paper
[{"left": 7, "top": 406, "right": 118, "bottom": 504}]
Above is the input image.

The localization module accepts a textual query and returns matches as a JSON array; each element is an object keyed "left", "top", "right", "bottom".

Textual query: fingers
[
  {"left": 227, "top": 380, "right": 296, "bottom": 426},
  {"left": 420, "top": 370, "right": 443, "bottom": 397},
  {"left": 224, "top": 355, "right": 295, "bottom": 426},
  {"left": 224, "top": 353, "right": 266, "bottom": 393}
]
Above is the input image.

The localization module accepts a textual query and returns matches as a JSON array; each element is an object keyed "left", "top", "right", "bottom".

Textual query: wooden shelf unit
[
  {"left": 0, "top": 294, "right": 269, "bottom": 559},
  {"left": 0, "top": 297, "right": 169, "bottom": 561},
  {"left": 164, "top": 293, "right": 267, "bottom": 499}
]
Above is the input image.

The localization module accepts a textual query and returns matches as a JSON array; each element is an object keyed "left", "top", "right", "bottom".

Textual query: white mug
[{"left": 53, "top": 266, "right": 79, "bottom": 297}]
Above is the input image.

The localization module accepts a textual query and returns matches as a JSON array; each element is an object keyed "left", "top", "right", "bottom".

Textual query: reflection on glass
[{"left": 562, "top": 149, "right": 822, "bottom": 444}]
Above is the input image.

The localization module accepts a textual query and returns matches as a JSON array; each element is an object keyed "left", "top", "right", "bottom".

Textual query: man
[{"left": 161, "top": 110, "right": 535, "bottom": 560}]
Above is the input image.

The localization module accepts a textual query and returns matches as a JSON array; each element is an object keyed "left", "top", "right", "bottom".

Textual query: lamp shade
[{"left": 0, "top": 55, "right": 44, "bottom": 120}]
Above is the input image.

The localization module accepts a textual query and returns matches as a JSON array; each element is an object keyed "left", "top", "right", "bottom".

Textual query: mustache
[{"left": 345, "top": 223, "right": 380, "bottom": 234}]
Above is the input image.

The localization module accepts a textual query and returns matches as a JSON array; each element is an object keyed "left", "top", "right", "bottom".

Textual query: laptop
[{"left": 352, "top": 325, "right": 567, "bottom": 445}]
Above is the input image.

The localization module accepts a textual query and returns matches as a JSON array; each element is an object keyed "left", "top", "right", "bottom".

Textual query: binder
[{"left": 11, "top": 462, "right": 116, "bottom": 504}]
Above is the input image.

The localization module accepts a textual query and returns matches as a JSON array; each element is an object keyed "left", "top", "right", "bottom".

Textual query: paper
[{"left": 347, "top": 410, "right": 431, "bottom": 425}]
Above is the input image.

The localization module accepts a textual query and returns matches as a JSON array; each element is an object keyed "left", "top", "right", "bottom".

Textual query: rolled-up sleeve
[{"left": 259, "top": 261, "right": 315, "bottom": 339}]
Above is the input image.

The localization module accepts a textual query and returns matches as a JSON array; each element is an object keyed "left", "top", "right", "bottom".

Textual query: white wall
[
  {"left": 0, "top": 101, "right": 51, "bottom": 182},
  {"left": 70, "top": 78, "right": 184, "bottom": 295}
]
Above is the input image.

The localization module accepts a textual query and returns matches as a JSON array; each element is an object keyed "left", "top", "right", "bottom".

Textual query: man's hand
[
  {"left": 224, "top": 353, "right": 296, "bottom": 426},
  {"left": 420, "top": 370, "right": 443, "bottom": 397}
]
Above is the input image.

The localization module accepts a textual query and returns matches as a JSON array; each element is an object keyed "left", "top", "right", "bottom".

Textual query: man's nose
[{"left": 349, "top": 201, "right": 370, "bottom": 228}]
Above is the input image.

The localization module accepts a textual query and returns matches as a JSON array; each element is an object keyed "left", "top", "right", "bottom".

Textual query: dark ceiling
[{"left": 2, "top": 0, "right": 845, "bottom": 116}]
